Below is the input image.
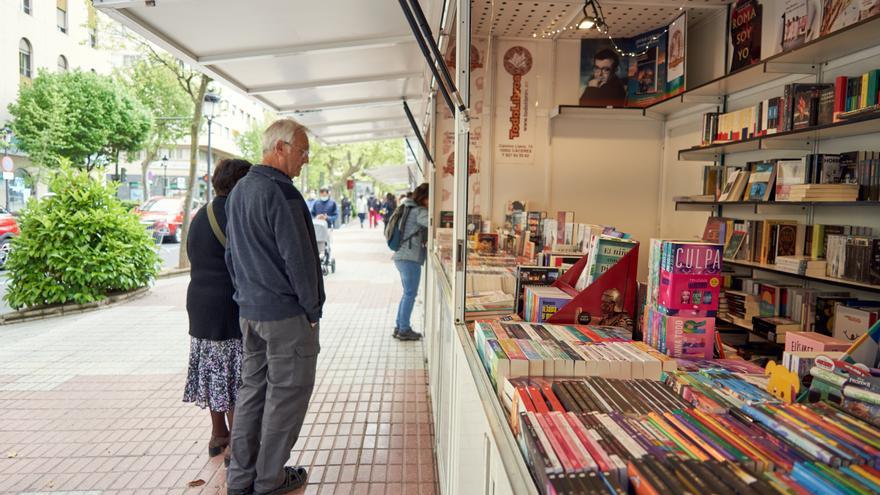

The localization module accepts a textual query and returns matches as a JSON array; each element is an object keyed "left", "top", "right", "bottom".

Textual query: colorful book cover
[
  {"left": 661, "top": 314, "right": 716, "bottom": 359},
  {"left": 723, "top": 230, "right": 747, "bottom": 259},
  {"left": 657, "top": 242, "right": 723, "bottom": 312}
]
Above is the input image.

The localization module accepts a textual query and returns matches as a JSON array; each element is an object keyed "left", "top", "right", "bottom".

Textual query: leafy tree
[
  {"left": 116, "top": 58, "right": 190, "bottom": 201},
  {"left": 4, "top": 161, "right": 159, "bottom": 310},
  {"left": 8, "top": 69, "right": 151, "bottom": 172},
  {"left": 305, "top": 139, "right": 405, "bottom": 199},
  {"left": 236, "top": 118, "right": 265, "bottom": 164},
  {"left": 131, "top": 46, "right": 210, "bottom": 268}
]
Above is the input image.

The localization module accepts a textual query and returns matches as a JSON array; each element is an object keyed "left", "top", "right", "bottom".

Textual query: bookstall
[
  {"left": 424, "top": 1, "right": 880, "bottom": 494},
  {"left": 91, "top": 1, "right": 880, "bottom": 493}
]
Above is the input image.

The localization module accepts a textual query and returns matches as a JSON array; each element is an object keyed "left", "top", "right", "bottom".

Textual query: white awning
[{"left": 94, "top": 0, "right": 448, "bottom": 144}]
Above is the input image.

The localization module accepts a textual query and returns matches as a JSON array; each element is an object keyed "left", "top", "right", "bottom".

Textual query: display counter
[{"left": 424, "top": 253, "right": 537, "bottom": 495}]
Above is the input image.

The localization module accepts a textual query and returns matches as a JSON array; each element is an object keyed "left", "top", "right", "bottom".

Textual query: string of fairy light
[{"left": 530, "top": 2, "right": 688, "bottom": 59}]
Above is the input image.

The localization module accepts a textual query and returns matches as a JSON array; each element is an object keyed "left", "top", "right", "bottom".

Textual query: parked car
[
  {"left": 0, "top": 207, "right": 20, "bottom": 269},
  {"left": 135, "top": 197, "right": 201, "bottom": 243}
]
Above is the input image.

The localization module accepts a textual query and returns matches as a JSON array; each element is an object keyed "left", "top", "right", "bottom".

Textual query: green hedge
[{"left": 4, "top": 165, "right": 159, "bottom": 310}]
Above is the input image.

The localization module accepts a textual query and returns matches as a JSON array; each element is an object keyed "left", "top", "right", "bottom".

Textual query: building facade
[
  {"left": 0, "top": 0, "right": 110, "bottom": 211},
  {"left": 115, "top": 89, "right": 266, "bottom": 203}
]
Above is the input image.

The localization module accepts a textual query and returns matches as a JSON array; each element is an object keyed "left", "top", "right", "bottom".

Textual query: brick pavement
[{"left": 0, "top": 222, "right": 436, "bottom": 495}]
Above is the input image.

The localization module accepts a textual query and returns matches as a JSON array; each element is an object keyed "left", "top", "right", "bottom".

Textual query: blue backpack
[{"left": 385, "top": 204, "right": 418, "bottom": 251}]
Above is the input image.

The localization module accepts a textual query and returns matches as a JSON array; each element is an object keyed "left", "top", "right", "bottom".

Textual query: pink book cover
[
  {"left": 662, "top": 314, "right": 715, "bottom": 359},
  {"left": 784, "top": 331, "right": 851, "bottom": 353},
  {"left": 658, "top": 242, "right": 723, "bottom": 312}
]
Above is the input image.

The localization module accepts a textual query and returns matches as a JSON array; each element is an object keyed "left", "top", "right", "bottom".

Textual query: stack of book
[
  {"left": 505, "top": 374, "right": 880, "bottom": 495},
  {"left": 465, "top": 291, "right": 516, "bottom": 319},
  {"left": 643, "top": 240, "right": 722, "bottom": 359},
  {"left": 513, "top": 266, "right": 564, "bottom": 318},
  {"left": 783, "top": 183, "right": 859, "bottom": 201},
  {"left": 774, "top": 255, "right": 828, "bottom": 277},
  {"left": 522, "top": 286, "right": 572, "bottom": 323},
  {"left": 473, "top": 321, "right": 674, "bottom": 389},
  {"left": 723, "top": 290, "right": 760, "bottom": 326}
]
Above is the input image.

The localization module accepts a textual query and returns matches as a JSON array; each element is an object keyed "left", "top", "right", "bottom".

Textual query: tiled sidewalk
[{"left": 0, "top": 223, "right": 437, "bottom": 495}]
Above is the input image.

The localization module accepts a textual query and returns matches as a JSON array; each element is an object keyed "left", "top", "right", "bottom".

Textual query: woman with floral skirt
[{"left": 182, "top": 159, "right": 252, "bottom": 465}]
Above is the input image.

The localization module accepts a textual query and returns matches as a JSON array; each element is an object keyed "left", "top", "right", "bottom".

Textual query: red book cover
[
  {"left": 528, "top": 386, "right": 550, "bottom": 413},
  {"left": 541, "top": 386, "right": 566, "bottom": 412},
  {"left": 549, "top": 412, "right": 589, "bottom": 471},
  {"left": 834, "top": 76, "right": 847, "bottom": 120},
  {"left": 517, "top": 387, "right": 536, "bottom": 412},
  {"left": 534, "top": 413, "right": 576, "bottom": 472}
]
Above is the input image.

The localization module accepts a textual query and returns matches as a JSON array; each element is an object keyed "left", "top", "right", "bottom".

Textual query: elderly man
[{"left": 225, "top": 119, "right": 325, "bottom": 495}]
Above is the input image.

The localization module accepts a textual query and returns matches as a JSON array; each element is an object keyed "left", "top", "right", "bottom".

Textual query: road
[{"left": 0, "top": 243, "right": 182, "bottom": 314}]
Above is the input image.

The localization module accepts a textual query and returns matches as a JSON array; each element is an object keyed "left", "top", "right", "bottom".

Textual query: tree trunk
[
  {"left": 177, "top": 76, "right": 210, "bottom": 269},
  {"left": 140, "top": 149, "right": 157, "bottom": 203}
]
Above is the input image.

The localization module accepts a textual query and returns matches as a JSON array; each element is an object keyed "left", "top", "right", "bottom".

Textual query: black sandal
[
  {"left": 260, "top": 466, "right": 308, "bottom": 495},
  {"left": 208, "top": 435, "right": 229, "bottom": 457}
]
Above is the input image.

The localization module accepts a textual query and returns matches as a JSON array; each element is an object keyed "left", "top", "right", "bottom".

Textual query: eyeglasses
[{"left": 280, "top": 140, "right": 309, "bottom": 159}]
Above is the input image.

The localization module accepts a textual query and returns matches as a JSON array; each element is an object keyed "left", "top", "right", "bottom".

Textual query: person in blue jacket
[{"left": 310, "top": 187, "right": 338, "bottom": 228}]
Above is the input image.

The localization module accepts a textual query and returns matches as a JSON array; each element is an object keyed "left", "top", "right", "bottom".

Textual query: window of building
[
  {"left": 56, "top": 7, "right": 67, "bottom": 34},
  {"left": 57, "top": 55, "right": 68, "bottom": 72},
  {"left": 19, "top": 38, "right": 32, "bottom": 79},
  {"left": 22, "top": 0, "right": 32, "bottom": 15}
]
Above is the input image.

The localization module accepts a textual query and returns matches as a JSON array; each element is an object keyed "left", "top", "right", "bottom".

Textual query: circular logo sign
[
  {"left": 503, "top": 46, "right": 533, "bottom": 76},
  {"left": 1, "top": 156, "right": 13, "bottom": 173}
]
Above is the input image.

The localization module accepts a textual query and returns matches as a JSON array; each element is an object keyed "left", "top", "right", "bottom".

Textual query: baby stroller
[{"left": 313, "top": 217, "right": 336, "bottom": 275}]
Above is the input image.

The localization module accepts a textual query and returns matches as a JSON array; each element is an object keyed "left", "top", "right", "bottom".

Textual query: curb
[
  {"left": 158, "top": 267, "right": 191, "bottom": 279},
  {"left": 0, "top": 287, "right": 150, "bottom": 325}
]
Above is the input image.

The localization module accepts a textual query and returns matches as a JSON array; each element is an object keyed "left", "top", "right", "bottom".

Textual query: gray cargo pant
[{"left": 227, "top": 314, "right": 319, "bottom": 493}]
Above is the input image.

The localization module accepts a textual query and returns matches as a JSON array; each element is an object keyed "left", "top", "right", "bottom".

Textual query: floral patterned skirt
[{"left": 182, "top": 337, "right": 243, "bottom": 412}]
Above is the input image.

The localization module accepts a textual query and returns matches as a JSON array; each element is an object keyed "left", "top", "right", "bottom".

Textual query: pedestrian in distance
[
  {"left": 391, "top": 183, "right": 429, "bottom": 341},
  {"left": 340, "top": 196, "right": 351, "bottom": 226},
  {"left": 380, "top": 192, "right": 397, "bottom": 225},
  {"left": 367, "top": 194, "right": 380, "bottom": 228},
  {"left": 310, "top": 187, "right": 338, "bottom": 229},
  {"left": 225, "top": 119, "right": 325, "bottom": 495},
  {"left": 356, "top": 194, "right": 367, "bottom": 228},
  {"left": 183, "top": 158, "right": 252, "bottom": 466}
]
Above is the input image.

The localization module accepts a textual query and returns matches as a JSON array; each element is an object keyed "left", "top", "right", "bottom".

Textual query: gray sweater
[
  {"left": 225, "top": 165, "right": 325, "bottom": 323},
  {"left": 392, "top": 199, "right": 429, "bottom": 264}
]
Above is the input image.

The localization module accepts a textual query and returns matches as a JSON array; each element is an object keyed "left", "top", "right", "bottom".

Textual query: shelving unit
[
  {"left": 664, "top": 15, "right": 880, "bottom": 352},
  {"left": 724, "top": 258, "right": 880, "bottom": 294},
  {"left": 675, "top": 200, "right": 880, "bottom": 211}
]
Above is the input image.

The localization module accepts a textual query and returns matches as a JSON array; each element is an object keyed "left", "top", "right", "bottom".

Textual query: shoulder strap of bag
[{"left": 206, "top": 202, "right": 227, "bottom": 248}]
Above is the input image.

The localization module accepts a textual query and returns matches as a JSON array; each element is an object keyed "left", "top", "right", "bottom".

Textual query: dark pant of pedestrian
[
  {"left": 358, "top": 213, "right": 366, "bottom": 228},
  {"left": 227, "top": 315, "right": 319, "bottom": 494}
]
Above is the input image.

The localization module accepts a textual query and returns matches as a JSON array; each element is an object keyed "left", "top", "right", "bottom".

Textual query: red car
[
  {"left": 135, "top": 197, "right": 201, "bottom": 243},
  {"left": 0, "top": 207, "right": 20, "bottom": 269}
]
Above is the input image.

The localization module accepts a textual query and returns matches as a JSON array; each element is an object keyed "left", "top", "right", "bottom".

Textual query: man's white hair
[{"left": 262, "top": 118, "right": 307, "bottom": 156}]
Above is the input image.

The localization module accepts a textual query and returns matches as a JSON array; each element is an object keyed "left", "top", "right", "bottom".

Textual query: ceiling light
[{"left": 578, "top": 0, "right": 606, "bottom": 31}]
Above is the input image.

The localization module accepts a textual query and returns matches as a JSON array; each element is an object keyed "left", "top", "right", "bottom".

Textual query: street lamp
[
  {"left": 202, "top": 92, "right": 221, "bottom": 202},
  {"left": 161, "top": 155, "right": 169, "bottom": 197}
]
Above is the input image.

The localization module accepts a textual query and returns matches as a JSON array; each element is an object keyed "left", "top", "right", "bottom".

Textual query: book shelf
[
  {"left": 556, "top": 15, "right": 880, "bottom": 120},
  {"left": 678, "top": 111, "right": 880, "bottom": 161},
  {"left": 723, "top": 258, "right": 880, "bottom": 294},
  {"left": 675, "top": 200, "right": 880, "bottom": 211},
  {"left": 668, "top": 15, "right": 880, "bottom": 355}
]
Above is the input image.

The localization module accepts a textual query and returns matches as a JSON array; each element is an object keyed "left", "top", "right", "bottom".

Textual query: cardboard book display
[{"left": 545, "top": 245, "right": 640, "bottom": 330}]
